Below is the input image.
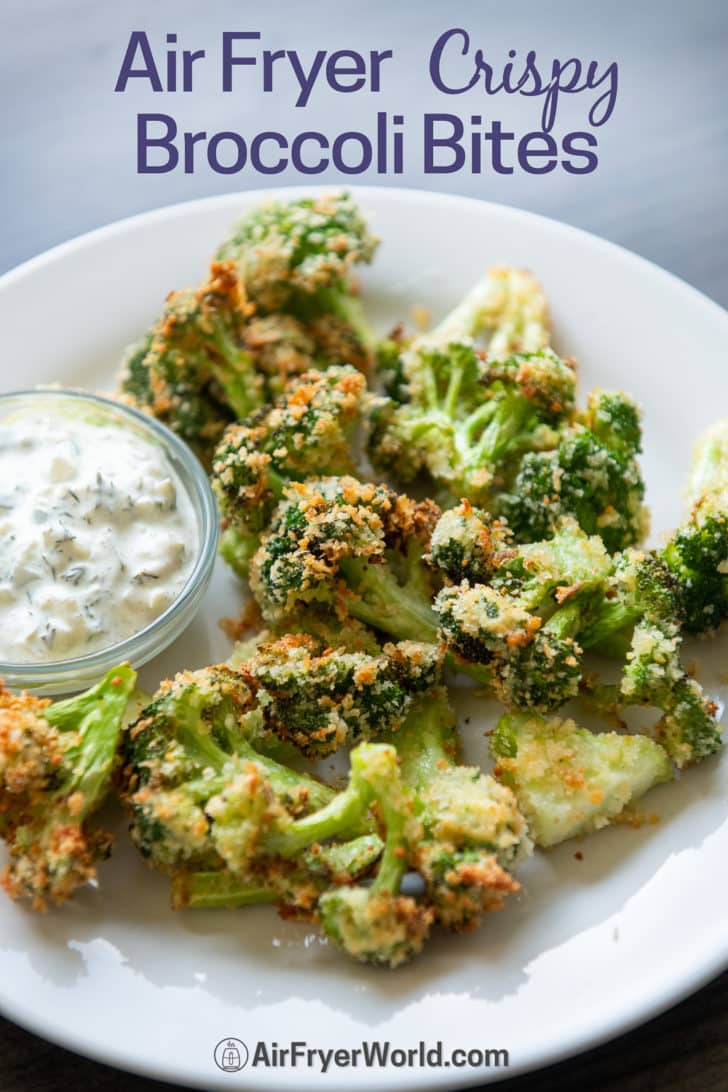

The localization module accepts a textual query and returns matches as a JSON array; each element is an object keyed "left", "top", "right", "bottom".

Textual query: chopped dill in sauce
[{"left": 0, "top": 409, "right": 197, "bottom": 663}]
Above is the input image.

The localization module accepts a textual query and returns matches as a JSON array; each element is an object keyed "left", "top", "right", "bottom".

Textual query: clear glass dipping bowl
[{"left": 0, "top": 389, "right": 218, "bottom": 694}]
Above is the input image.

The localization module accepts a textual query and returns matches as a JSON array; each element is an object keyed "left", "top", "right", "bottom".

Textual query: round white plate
[{"left": 1, "top": 187, "right": 727, "bottom": 1090}]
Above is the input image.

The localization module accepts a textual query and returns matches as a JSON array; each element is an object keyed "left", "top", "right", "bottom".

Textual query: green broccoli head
[
  {"left": 216, "top": 191, "right": 378, "bottom": 313},
  {"left": 249, "top": 475, "right": 442, "bottom": 643},
  {"left": 499, "top": 395, "right": 648, "bottom": 553},
  {"left": 119, "top": 664, "right": 334, "bottom": 873},
  {"left": 0, "top": 665, "right": 137, "bottom": 908},
  {"left": 119, "top": 262, "right": 264, "bottom": 461},
  {"left": 239, "top": 632, "right": 442, "bottom": 757},
  {"left": 620, "top": 620, "right": 722, "bottom": 768},
  {"left": 212, "top": 366, "right": 367, "bottom": 575},
  {"left": 368, "top": 345, "right": 576, "bottom": 506},
  {"left": 435, "top": 519, "right": 611, "bottom": 711},
  {"left": 429, "top": 501, "right": 509, "bottom": 584},
  {"left": 415, "top": 765, "right": 528, "bottom": 930}
]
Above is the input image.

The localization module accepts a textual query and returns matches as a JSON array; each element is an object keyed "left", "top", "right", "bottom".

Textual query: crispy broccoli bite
[
  {"left": 240, "top": 312, "right": 372, "bottom": 402},
  {"left": 118, "top": 664, "right": 339, "bottom": 875},
  {"left": 216, "top": 191, "right": 379, "bottom": 312},
  {"left": 658, "top": 419, "right": 728, "bottom": 635},
  {"left": 412, "top": 266, "right": 551, "bottom": 363},
  {"left": 239, "top": 633, "right": 442, "bottom": 757},
  {"left": 216, "top": 192, "right": 378, "bottom": 368},
  {"left": 0, "top": 665, "right": 136, "bottom": 908},
  {"left": 435, "top": 518, "right": 612, "bottom": 711},
  {"left": 428, "top": 501, "right": 509, "bottom": 585},
  {"left": 618, "top": 619, "right": 722, "bottom": 768},
  {"left": 249, "top": 475, "right": 442, "bottom": 643},
  {"left": 498, "top": 390, "right": 648, "bottom": 553},
  {"left": 212, "top": 366, "right": 367, "bottom": 576},
  {"left": 386, "top": 692, "right": 530, "bottom": 931},
  {"left": 491, "top": 712, "right": 674, "bottom": 847},
  {"left": 369, "top": 345, "right": 575, "bottom": 506},
  {"left": 317, "top": 742, "right": 432, "bottom": 967},
  {"left": 119, "top": 262, "right": 264, "bottom": 461},
  {"left": 170, "top": 833, "right": 384, "bottom": 911}
]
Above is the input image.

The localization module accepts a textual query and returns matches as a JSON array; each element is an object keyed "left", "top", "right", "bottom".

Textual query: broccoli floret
[
  {"left": 216, "top": 191, "right": 378, "bottom": 314},
  {"left": 171, "top": 833, "right": 384, "bottom": 912},
  {"left": 498, "top": 390, "right": 649, "bottom": 553},
  {"left": 249, "top": 475, "right": 442, "bottom": 643},
  {"left": 428, "top": 501, "right": 510, "bottom": 584},
  {"left": 658, "top": 419, "right": 728, "bottom": 635},
  {"left": 369, "top": 346, "right": 575, "bottom": 505},
  {"left": 239, "top": 633, "right": 442, "bottom": 757},
  {"left": 212, "top": 366, "right": 367, "bottom": 576},
  {"left": 118, "top": 262, "right": 264, "bottom": 461},
  {"left": 241, "top": 309, "right": 373, "bottom": 401},
  {"left": 413, "top": 266, "right": 551, "bottom": 363},
  {"left": 119, "top": 664, "right": 338, "bottom": 874},
  {"left": 316, "top": 743, "right": 432, "bottom": 967},
  {"left": 386, "top": 692, "right": 530, "bottom": 931},
  {"left": 0, "top": 665, "right": 137, "bottom": 908},
  {"left": 491, "top": 712, "right": 674, "bottom": 847},
  {"left": 435, "top": 518, "right": 612, "bottom": 711},
  {"left": 216, "top": 191, "right": 378, "bottom": 307},
  {"left": 618, "top": 620, "right": 722, "bottom": 768}
]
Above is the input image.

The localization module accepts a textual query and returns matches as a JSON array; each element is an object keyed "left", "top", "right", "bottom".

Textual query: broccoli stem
[
  {"left": 371, "top": 794, "right": 409, "bottom": 896},
  {"left": 579, "top": 601, "right": 641, "bottom": 658},
  {"left": 219, "top": 526, "right": 259, "bottom": 579},
  {"left": 45, "top": 664, "right": 137, "bottom": 812},
  {"left": 339, "top": 557, "right": 441, "bottom": 642},
  {"left": 541, "top": 599, "right": 586, "bottom": 642},
  {"left": 207, "top": 331, "right": 259, "bottom": 420},
  {"left": 383, "top": 698, "right": 454, "bottom": 790},
  {"left": 173, "top": 871, "right": 277, "bottom": 909},
  {"left": 472, "top": 393, "right": 534, "bottom": 465},
  {"left": 263, "top": 777, "right": 371, "bottom": 859}
]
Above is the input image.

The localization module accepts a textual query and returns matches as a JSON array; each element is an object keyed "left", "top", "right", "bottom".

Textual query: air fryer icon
[{"left": 213, "top": 1037, "right": 249, "bottom": 1072}]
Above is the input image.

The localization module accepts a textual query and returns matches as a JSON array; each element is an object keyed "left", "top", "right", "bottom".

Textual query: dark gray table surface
[{"left": 1, "top": 1, "right": 728, "bottom": 1089}]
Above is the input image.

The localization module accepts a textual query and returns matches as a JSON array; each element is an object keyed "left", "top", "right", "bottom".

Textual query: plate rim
[{"left": 1, "top": 183, "right": 728, "bottom": 1090}]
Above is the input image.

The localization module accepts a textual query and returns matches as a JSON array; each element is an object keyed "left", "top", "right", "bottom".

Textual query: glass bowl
[{"left": 0, "top": 389, "right": 218, "bottom": 694}]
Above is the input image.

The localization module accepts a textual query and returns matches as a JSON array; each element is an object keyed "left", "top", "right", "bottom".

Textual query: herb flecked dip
[{"left": 0, "top": 406, "right": 197, "bottom": 663}]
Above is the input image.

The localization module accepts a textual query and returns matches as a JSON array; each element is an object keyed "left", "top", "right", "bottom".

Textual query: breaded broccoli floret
[
  {"left": 240, "top": 312, "right": 371, "bottom": 399},
  {"left": 239, "top": 633, "right": 442, "bottom": 757},
  {"left": 578, "top": 550, "right": 723, "bottom": 767},
  {"left": 385, "top": 692, "right": 530, "bottom": 931},
  {"left": 428, "top": 501, "right": 510, "bottom": 585},
  {"left": 498, "top": 390, "right": 649, "bottom": 553},
  {"left": 118, "top": 664, "right": 337, "bottom": 875},
  {"left": 249, "top": 475, "right": 442, "bottom": 643},
  {"left": 408, "top": 266, "right": 551, "bottom": 365},
  {"left": 316, "top": 743, "right": 432, "bottom": 967},
  {"left": 435, "top": 518, "right": 612, "bottom": 711},
  {"left": 617, "top": 619, "right": 722, "bottom": 768},
  {"left": 212, "top": 366, "right": 367, "bottom": 576},
  {"left": 658, "top": 419, "right": 728, "bottom": 635},
  {"left": 216, "top": 191, "right": 378, "bottom": 313},
  {"left": 171, "top": 833, "right": 384, "bottom": 911},
  {"left": 119, "top": 262, "right": 264, "bottom": 461},
  {"left": 217, "top": 192, "right": 378, "bottom": 371},
  {"left": 491, "top": 712, "right": 674, "bottom": 847},
  {"left": 369, "top": 345, "right": 575, "bottom": 506},
  {"left": 0, "top": 665, "right": 137, "bottom": 908}
]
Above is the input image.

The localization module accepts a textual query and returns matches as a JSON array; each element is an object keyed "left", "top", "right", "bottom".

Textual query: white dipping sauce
[{"left": 0, "top": 408, "right": 197, "bottom": 663}]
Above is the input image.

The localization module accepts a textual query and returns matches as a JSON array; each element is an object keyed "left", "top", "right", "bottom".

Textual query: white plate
[{"left": 1, "top": 187, "right": 727, "bottom": 1090}]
